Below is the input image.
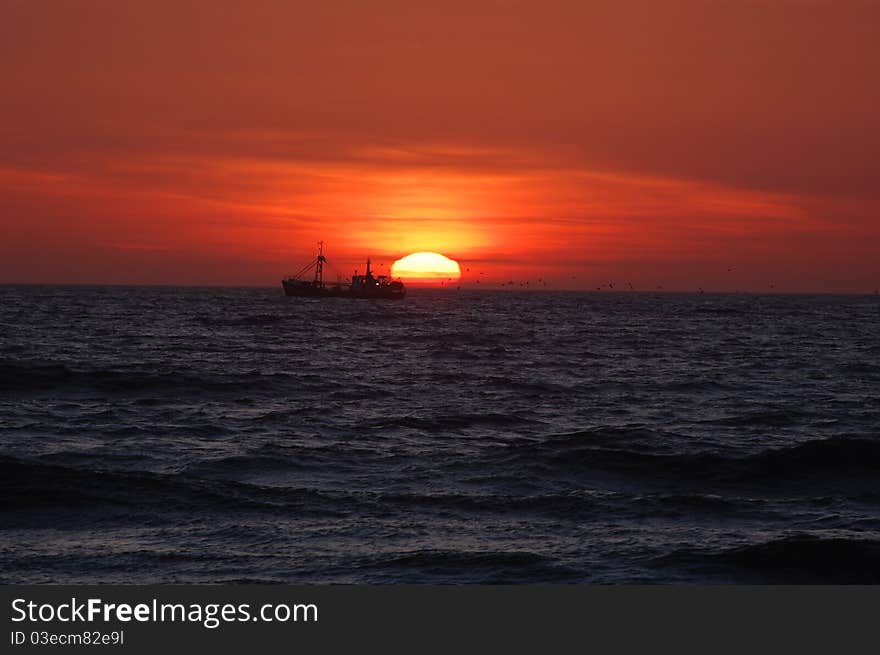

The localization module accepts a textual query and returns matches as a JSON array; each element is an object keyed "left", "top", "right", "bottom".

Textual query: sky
[{"left": 1, "top": 0, "right": 878, "bottom": 291}]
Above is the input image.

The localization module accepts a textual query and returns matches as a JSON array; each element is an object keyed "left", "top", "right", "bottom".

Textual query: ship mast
[{"left": 314, "top": 241, "right": 325, "bottom": 287}]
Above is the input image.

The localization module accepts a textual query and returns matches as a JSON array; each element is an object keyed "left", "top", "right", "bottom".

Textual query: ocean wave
[
  {"left": 363, "top": 412, "right": 543, "bottom": 432},
  {"left": 500, "top": 433, "right": 880, "bottom": 487},
  {"left": 0, "top": 359, "right": 312, "bottom": 395},
  {"left": 0, "top": 456, "right": 350, "bottom": 521},
  {"left": 372, "top": 489, "right": 607, "bottom": 519},
  {"left": 200, "top": 313, "right": 293, "bottom": 327},
  {"left": 355, "top": 549, "right": 582, "bottom": 583},
  {"left": 710, "top": 408, "right": 808, "bottom": 427},
  {"left": 657, "top": 533, "right": 880, "bottom": 583}
]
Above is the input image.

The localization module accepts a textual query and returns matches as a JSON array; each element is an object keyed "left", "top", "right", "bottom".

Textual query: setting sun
[{"left": 391, "top": 252, "right": 461, "bottom": 285}]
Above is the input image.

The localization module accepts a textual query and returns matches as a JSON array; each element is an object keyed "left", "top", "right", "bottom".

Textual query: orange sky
[{"left": 1, "top": 1, "right": 878, "bottom": 291}]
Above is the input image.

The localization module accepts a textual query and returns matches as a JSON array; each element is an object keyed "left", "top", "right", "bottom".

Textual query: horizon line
[{"left": 0, "top": 282, "right": 877, "bottom": 297}]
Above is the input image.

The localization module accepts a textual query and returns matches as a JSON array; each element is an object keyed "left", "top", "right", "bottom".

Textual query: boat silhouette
[{"left": 282, "top": 242, "right": 406, "bottom": 299}]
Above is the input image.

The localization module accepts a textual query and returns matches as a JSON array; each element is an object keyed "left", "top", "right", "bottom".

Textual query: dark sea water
[{"left": 2, "top": 286, "right": 879, "bottom": 583}]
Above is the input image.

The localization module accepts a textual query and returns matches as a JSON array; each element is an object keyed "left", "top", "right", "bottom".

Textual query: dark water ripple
[{"left": 1, "top": 286, "right": 879, "bottom": 583}]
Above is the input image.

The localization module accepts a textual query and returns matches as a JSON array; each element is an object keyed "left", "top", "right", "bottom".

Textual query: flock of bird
[
  {"left": 439, "top": 265, "right": 767, "bottom": 293},
  {"left": 368, "top": 261, "right": 864, "bottom": 293}
]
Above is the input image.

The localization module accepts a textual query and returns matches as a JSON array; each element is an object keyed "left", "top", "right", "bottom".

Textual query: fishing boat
[{"left": 281, "top": 242, "right": 406, "bottom": 299}]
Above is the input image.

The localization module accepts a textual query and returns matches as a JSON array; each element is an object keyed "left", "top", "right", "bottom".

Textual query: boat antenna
[{"left": 314, "top": 241, "right": 325, "bottom": 287}]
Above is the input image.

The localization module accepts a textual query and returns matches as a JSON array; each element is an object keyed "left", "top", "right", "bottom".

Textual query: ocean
[{"left": 1, "top": 286, "right": 879, "bottom": 583}]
